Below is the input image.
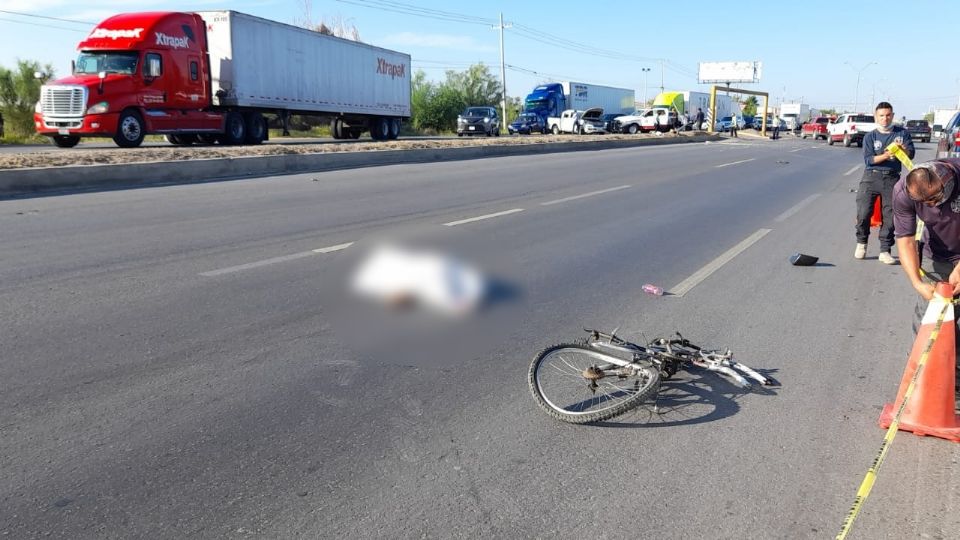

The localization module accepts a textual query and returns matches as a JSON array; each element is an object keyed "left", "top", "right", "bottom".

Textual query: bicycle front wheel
[{"left": 528, "top": 343, "right": 660, "bottom": 424}]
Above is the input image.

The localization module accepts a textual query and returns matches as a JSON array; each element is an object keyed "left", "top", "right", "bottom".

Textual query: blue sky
[{"left": 1, "top": 0, "right": 957, "bottom": 118}]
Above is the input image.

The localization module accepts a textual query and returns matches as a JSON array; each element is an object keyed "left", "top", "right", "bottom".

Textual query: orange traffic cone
[
  {"left": 870, "top": 198, "right": 882, "bottom": 228},
  {"left": 878, "top": 282, "right": 960, "bottom": 441}
]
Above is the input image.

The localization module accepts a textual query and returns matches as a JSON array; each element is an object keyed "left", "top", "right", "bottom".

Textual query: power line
[
  {"left": 0, "top": 9, "right": 95, "bottom": 25},
  {"left": 334, "top": 0, "right": 495, "bottom": 25},
  {"left": 0, "top": 16, "right": 88, "bottom": 33}
]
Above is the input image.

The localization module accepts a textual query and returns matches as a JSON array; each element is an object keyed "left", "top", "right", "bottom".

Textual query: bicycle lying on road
[{"left": 528, "top": 328, "right": 773, "bottom": 424}]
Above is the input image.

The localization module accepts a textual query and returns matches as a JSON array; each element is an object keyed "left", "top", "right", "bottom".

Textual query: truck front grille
[{"left": 41, "top": 85, "right": 87, "bottom": 117}]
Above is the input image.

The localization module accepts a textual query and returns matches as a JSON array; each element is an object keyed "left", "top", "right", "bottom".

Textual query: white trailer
[
  {"left": 200, "top": 10, "right": 411, "bottom": 139},
  {"left": 780, "top": 103, "right": 810, "bottom": 130},
  {"left": 560, "top": 82, "right": 635, "bottom": 115},
  {"left": 933, "top": 109, "right": 960, "bottom": 134}
]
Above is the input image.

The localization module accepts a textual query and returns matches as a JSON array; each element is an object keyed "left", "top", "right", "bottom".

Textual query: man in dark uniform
[
  {"left": 894, "top": 159, "right": 960, "bottom": 370},
  {"left": 856, "top": 102, "right": 915, "bottom": 264}
]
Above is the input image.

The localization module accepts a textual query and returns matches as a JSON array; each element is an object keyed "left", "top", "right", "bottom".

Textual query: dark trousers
[
  {"left": 911, "top": 258, "right": 960, "bottom": 374},
  {"left": 730, "top": 126, "right": 737, "bottom": 138},
  {"left": 855, "top": 169, "right": 898, "bottom": 252}
]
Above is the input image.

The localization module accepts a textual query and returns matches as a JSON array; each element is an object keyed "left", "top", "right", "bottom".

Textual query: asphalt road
[{"left": 1, "top": 138, "right": 956, "bottom": 539}]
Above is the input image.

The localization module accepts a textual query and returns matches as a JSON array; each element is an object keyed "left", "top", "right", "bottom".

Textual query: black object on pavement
[{"left": 790, "top": 253, "right": 819, "bottom": 266}]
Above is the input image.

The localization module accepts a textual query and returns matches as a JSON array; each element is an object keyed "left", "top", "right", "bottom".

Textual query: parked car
[
  {"left": 827, "top": 113, "right": 876, "bottom": 147},
  {"left": 578, "top": 108, "right": 607, "bottom": 134},
  {"left": 600, "top": 113, "right": 623, "bottom": 133},
  {"left": 801, "top": 116, "right": 831, "bottom": 140},
  {"left": 457, "top": 106, "right": 500, "bottom": 136},
  {"left": 935, "top": 111, "right": 960, "bottom": 158},
  {"left": 715, "top": 115, "right": 745, "bottom": 132},
  {"left": 507, "top": 112, "right": 544, "bottom": 135},
  {"left": 905, "top": 119, "right": 932, "bottom": 143}
]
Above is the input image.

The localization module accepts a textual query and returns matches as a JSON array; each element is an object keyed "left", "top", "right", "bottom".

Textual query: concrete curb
[{"left": 0, "top": 133, "right": 721, "bottom": 198}]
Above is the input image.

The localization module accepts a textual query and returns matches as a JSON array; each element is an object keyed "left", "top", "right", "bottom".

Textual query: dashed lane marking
[
  {"left": 844, "top": 165, "right": 862, "bottom": 176},
  {"left": 201, "top": 242, "right": 355, "bottom": 276},
  {"left": 541, "top": 185, "right": 632, "bottom": 206},
  {"left": 774, "top": 194, "right": 822, "bottom": 223},
  {"left": 667, "top": 228, "right": 772, "bottom": 297},
  {"left": 443, "top": 208, "right": 524, "bottom": 227},
  {"left": 715, "top": 158, "right": 756, "bottom": 168}
]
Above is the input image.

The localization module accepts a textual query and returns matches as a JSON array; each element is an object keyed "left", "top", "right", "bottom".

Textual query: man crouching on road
[
  {"left": 893, "top": 159, "right": 960, "bottom": 348},
  {"left": 856, "top": 102, "right": 915, "bottom": 264}
]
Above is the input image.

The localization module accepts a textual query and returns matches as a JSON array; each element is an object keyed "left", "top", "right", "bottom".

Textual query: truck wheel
[
  {"left": 52, "top": 135, "right": 80, "bottom": 148},
  {"left": 388, "top": 118, "right": 400, "bottom": 140},
  {"left": 370, "top": 117, "right": 390, "bottom": 140},
  {"left": 197, "top": 134, "right": 218, "bottom": 145},
  {"left": 349, "top": 128, "right": 362, "bottom": 139},
  {"left": 552, "top": 125, "right": 560, "bottom": 135},
  {"left": 843, "top": 133, "right": 851, "bottom": 147},
  {"left": 828, "top": 136, "right": 834, "bottom": 146},
  {"left": 627, "top": 124, "right": 638, "bottom": 135},
  {"left": 330, "top": 118, "right": 343, "bottom": 139},
  {"left": 244, "top": 112, "right": 266, "bottom": 144},
  {"left": 801, "top": 133, "right": 807, "bottom": 139},
  {"left": 179, "top": 134, "right": 198, "bottom": 145},
  {"left": 113, "top": 110, "right": 145, "bottom": 148},
  {"left": 221, "top": 112, "right": 246, "bottom": 145}
]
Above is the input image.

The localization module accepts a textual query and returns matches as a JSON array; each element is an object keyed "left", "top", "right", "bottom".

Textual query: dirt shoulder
[{"left": 0, "top": 132, "right": 703, "bottom": 170}]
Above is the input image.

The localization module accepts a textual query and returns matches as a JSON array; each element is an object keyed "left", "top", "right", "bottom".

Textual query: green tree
[
  {"left": 0, "top": 59, "right": 53, "bottom": 137},
  {"left": 923, "top": 112, "right": 934, "bottom": 124},
  {"left": 819, "top": 108, "right": 838, "bottom": 117},
  {"left": 444, "top": 63, "right": 502, "bottom": 108},
  {"left": 743, "top": 96, "right": 758, "bottom": 117},
  {"left": 409, "top": 63, "right": 504, "bottom": 133}
]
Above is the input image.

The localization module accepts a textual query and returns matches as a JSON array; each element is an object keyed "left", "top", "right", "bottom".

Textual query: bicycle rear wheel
[{"left": 528, "top": 343, "right": 660, "bottom": 424}]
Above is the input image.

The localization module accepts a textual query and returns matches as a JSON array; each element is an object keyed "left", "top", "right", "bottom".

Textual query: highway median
[{"left": 0, "top": 132, "right": 720, "bottom": 198}]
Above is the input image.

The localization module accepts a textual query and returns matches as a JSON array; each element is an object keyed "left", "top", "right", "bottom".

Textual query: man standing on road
[
  {"left": 694, "top": 108, "right": 705, "bottom": 131},
  {"left": 893, "top": 158, "right": 960, "bottom": 347},
  {"left": 729, "top": 115, "right": 738, "bottom": 138},
  {"left": 857, "top": 102, "right": 916, "bottom": 264}
]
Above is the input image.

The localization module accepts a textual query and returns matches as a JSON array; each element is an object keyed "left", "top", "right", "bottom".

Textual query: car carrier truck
[{"left": 34, "top": 11, "right": 411, "bottom": 148}]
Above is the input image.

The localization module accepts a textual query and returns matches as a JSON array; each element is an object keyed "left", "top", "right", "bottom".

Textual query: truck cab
[
  {"left": 524, "top": 83, "right": 566, "bottom": 131},
  {"left": 34, "top": 12, "right": 228, "bottom": 148}
]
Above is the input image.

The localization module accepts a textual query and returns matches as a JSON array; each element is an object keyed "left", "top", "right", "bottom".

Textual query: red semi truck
[{"left": 34, "top": 11, "right": 411, "bottom": 148}]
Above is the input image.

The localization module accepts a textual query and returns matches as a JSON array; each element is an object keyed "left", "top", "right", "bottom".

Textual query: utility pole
[
  {"left": 659, "top": 59, "right": 664, "bottom": 94},
  {"left": 844, "top": 61, "right": 876, "bottom": 113},
  {"left": 495, "top": 13, "right": 511, "bottom": 134}
]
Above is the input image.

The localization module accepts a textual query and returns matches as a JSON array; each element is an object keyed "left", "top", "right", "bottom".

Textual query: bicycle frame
[{"left": 584, "top": 328, "right": 771, "bottom": 388}]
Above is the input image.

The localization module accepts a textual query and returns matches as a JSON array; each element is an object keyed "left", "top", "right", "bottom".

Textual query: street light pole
[
  {"left": 845, "top": 61, "right": 877, "bottom": 113},
  {"left": 641, "top": 67, "right": 651, "bottom": 106}
]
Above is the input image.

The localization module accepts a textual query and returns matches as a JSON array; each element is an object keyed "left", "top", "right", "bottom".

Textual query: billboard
[{"left": 698, "top": 61, "right": 762, "bottom": 84}]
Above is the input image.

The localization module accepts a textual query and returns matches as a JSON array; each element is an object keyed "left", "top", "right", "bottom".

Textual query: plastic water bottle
[{"left": 642, "top": 283, "right": 664, "bottom": 296}]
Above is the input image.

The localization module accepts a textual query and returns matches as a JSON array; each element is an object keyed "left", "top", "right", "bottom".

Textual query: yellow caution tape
[
  {"left": 887, "top": 142, "right": 915, "bottom": 171},
  {"left": 835, "top": 301, "right": 950, "bottom": 539}
]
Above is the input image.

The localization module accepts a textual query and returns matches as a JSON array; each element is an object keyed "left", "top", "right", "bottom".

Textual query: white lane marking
[
  {"left": 201, "top": 242, "right": 354, "bottom": 276},
  {"left": 667, "top": 228, "right": 772, "bottom": 297},
  {"left": 201, "top": 251, "right": 317, "bottom": 276},
  {"left": 844, "top": 165, "right": 862, "bottom": 176},
  {"left": 715, "top": 158, "right": 756, "bottom": 168},
  {"left": 541, "top": 185, "right": 632, "bottom": 206},
  {"left": 312, "top": 242, "right": 354, "bottom": 254},
  {"left": 443, "top": 208, "right": 524, "bottom": 227},
  {"left": 774, "top": 194, "right": 822, "bottom": 223},
  {"left": 790, "top": 147, "right": 805, "bottom": 152}
]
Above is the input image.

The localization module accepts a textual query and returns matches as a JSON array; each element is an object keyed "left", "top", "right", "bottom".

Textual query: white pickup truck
[
  {"left": 547, "top": 108, "right": 607, "bottom": 135},
  {"left": 612, "top": 107, "right": 676, "bottom": 134},
  {"left": 827, "top": 113, "right": 877, "bottom": 147}
]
